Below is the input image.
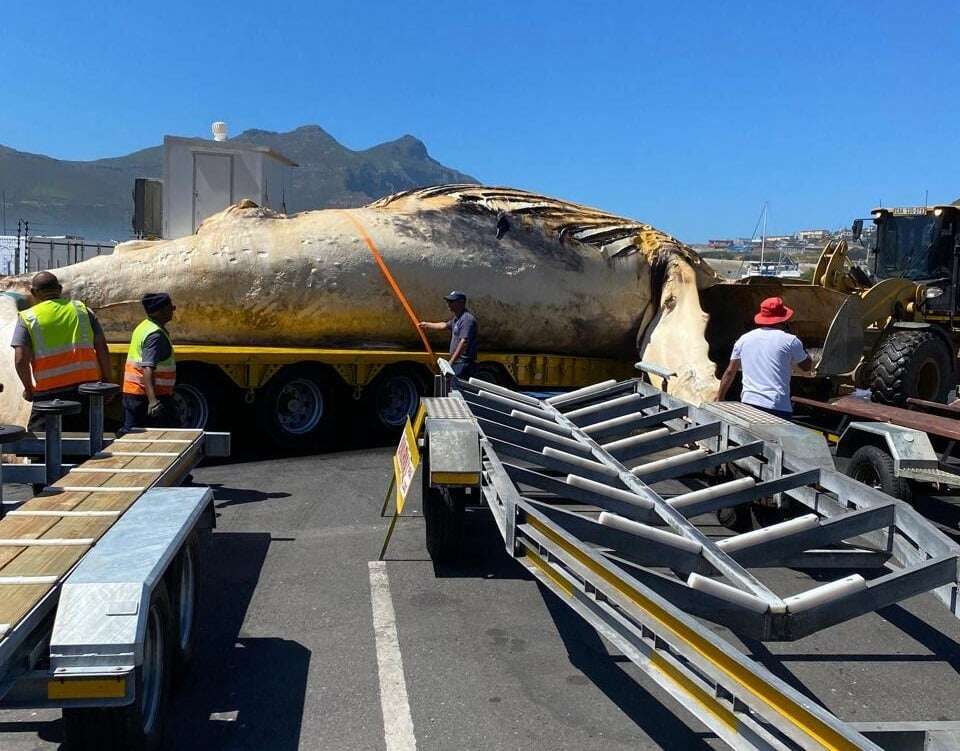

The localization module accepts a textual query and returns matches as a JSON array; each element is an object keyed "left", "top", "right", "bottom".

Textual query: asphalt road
[{"left": 2, "top": 445, "right": 960, "bottom": 750}]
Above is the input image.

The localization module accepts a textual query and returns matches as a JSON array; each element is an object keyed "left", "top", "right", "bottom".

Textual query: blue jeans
[{"left": 452, "top": 361, "right": 476, "bottom": 380}]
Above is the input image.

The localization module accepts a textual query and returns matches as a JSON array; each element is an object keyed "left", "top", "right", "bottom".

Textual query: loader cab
[{"left": 871, "top": 206, "right": 960, "bottom": 315}]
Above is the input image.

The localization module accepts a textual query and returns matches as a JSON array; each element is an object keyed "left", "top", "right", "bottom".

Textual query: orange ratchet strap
[{"left": 337, "top": 211, "right": 436, "bottom": 359}]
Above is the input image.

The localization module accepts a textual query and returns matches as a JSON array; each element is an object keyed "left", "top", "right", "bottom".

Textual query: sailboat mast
[{"left": 760, "top": 202, "right": 768, "bottom": 267}]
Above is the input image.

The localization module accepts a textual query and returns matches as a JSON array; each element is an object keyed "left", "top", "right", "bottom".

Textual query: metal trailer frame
[
  {"left": 790, "top": 395, "right": 960, "bottom": 492},
  {"left": 0, "top": 383, "right": 230, "bottom": 745},
  {"left": 421, "top": 362, "right": 960, "bottom": 750},
  {"left": 0, "top": 486, "right": 213, "bottom": 709},
  {"left": 835, "top": 421, "right": 960, "bottom": 487}
]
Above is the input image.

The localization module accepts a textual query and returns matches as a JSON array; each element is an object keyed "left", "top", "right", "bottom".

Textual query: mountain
[{"left": 0, "top": 126, "right": 477, "bottom": 241}]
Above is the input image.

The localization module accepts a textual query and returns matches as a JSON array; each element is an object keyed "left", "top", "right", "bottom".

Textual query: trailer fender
[
  {"left": 47, "top": 487, "right": 212, "bottom": 707},
  {"left": 836, "top": 421, "right": 939, "bottom": 476}
]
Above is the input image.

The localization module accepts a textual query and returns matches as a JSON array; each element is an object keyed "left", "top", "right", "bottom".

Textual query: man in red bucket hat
[{"left": 717, "top": 296, "right": 813, "bottom": 418}]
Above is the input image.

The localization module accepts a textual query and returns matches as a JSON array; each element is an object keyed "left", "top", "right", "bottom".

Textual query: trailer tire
[
  {"left": 172, "top": 366, "right": 234, "bottom": 431},
  {"left": 423, "top": 486, "right": 465, "bottom": 563},
  {"left": 868, "top": 329, "right": 954, "bottom": 405},
  {"left": 716, "top": 504, "right": 754, "bottom": 533},
  {"left": 255, "top": 364, "right": 339, "bottom": 450},
  {"left": 169, "top": 532, "right": 202, "bottom": 684},
  {"left": 363, "top": 365, "right": 428, "bottom": 435},
  {"left": 63, "top": 583, "right": 174, "bottom": 751},
  {"left": 846, "top": 445, "right": 913, "bottom": 503}
]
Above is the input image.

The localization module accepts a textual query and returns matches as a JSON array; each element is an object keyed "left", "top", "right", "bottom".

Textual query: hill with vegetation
[{"left": 0, "top": 126, "right": 476, "bottom": 241}]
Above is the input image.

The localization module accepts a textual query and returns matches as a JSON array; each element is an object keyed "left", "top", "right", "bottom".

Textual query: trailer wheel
[
  {"left": 868, "top": 329, "right": 954, "bottom": 405},
  {"left": 255, "top": 364, "right": 338, "bottom": 449},
  {"left": 846, "top": 445, "right": 913, "bottom": 503},
  {"left": 172, "top": 366, "right": 233, "bottom": 430},
  {"left": 364, "top": 365, "right": 428, "bottom": 434},
  {"left": 751, "top": 501, "right": 796, "bottom": 528},
  {"left": 423, "top": 485, "right": 465, "bottom": 563},
  {"left": 716, "top": 504, "right": 754, "bottom": 533},
  {"left": 169, "top": 532, "right": 202, "bottom": 684},
  {"left": 63, "top": 583, "right": 174, "bottom": 751}
]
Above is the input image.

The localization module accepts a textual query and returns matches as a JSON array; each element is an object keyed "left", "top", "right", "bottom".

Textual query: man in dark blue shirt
[{"left": 419, "top": 290, "right": 479, "bottom": 378}]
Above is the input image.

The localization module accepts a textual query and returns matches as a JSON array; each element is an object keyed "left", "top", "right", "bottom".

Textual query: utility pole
[
  {"left": 1, "top": 191, "right": 6, "bottom": 235},
  {"left": 15, "top": 220, "right": 21, "bottom": 275}
]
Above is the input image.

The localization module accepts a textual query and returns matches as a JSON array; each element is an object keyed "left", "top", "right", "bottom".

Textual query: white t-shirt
[{"left": 730, "top": 327, "right": 809, "bottom": 413}]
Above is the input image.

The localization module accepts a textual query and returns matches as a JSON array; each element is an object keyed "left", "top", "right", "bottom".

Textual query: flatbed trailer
[
  {"left": 0, "top": 385, "right": 229, "bottom": 750},
  {"left": 415, "top": 364, "right": 960, "bottom": 750},
  {"left": 791, "top": 394, "right": 960, "bottom": 502},
  {"left": 105, "top": 343, "right": 635, "bottom": 448}
]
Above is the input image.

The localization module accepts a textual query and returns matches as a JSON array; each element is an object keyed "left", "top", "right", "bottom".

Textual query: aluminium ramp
[
  {"left": 424, "top": 375, "right": 960, "bottom": 750},
  {"left": 449, "top": 376, "right": 960, "bottom": 642}
]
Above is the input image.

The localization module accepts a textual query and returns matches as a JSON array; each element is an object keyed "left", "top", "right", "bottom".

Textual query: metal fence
[{"left": 0, "top": 237, "right": 115, "bottom": 276}]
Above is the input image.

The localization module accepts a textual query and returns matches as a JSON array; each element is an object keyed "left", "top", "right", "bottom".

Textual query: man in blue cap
[
  {"left": 121, "top": 293, "right": 180, "bottom": 433},
  {"left": 419, "top": 290, "right": 479, "bottom": 379}
]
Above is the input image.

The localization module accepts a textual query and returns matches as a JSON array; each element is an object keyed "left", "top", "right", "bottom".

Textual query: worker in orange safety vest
[
  {"left": 121, "top": 293, "right": 180, "bottom": 434},
  {"left": 11, "top": 271, "right": 113, "bottom": 432}
]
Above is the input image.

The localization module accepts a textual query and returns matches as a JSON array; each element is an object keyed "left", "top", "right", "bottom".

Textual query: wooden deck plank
[
  {"left": 42, "top": 516, "right": 115, "bottom": 540},
  {"left": 81, "top": 454, "right": 137, "bottom": 470},
  {"left": 0, "top": 516, "right": 60, "bottom": 540},
  {"left": 19, "top": 492, "right": 93, "bottom": 511},
  {"left": 0, "top": 545, "right": 89, "bottom": 577},
  {"left": 0, "top": 516, "right": 65, "bottom": 570},
  {"left": 0, "top": 585, "right": 54, "bottom": 631},
  {"left": 72, "top": 494, "right": 142, "bottom": 512},
  {"left": 53, "top": 471, "right": 109, "bottom": 488},
  {"left": 0, "top": 431, "right": 203, "bottom": 645},
  {"left": 0, "top": 546, "right": 26, "bottom": 570},
  {"left": 63, "top": 471, "right": 157, "bottom": 488}
]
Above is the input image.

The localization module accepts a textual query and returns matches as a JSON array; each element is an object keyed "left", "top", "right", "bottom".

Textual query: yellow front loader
[{"left": 701, "top": 205, "right": 960, "bottom": 404}]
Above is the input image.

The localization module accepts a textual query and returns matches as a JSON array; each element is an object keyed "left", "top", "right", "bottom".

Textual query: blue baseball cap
[
  {"left": 444, "top": 290, "right": 467, "bottom": 302},
  {"left": 142, "top": 292, "right": 173, "bottom": 313}
]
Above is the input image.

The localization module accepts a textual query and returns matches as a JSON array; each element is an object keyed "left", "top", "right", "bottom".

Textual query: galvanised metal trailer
[
  {"left": 0, "top": 384, "right": 229, "bottom": 750},
  {"left": 791, "top": 394, "right": 960, "bottom": 503},
  {"left": 417, "top": 362, "right": 960, "bottom": 750}
]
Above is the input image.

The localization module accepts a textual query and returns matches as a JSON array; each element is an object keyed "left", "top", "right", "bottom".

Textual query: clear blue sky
[{"left": 1, "top": 1, "right": 957, "bottom": 241}]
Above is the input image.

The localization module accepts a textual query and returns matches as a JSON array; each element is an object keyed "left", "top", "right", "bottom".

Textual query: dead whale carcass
[{"left": 0, "top": 185, "right": 724, "bottom": 428}]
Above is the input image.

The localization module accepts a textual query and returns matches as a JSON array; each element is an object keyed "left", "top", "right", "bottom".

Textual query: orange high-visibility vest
[
  {"left": 19, "top": 299, "right": 100, "bottom": 393},
  {"left": 122, "top": 319, "right": 177, "bottom": 396}
]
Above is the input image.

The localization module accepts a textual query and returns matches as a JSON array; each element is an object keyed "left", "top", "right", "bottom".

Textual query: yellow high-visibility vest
[
  {"left": 122, "top": 319, "right": 176, "bottom": 396},
  {"left": 19, "top": 299, "right": 100, "bottom": 393}
]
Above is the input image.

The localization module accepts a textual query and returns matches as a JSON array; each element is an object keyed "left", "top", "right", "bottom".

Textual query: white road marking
[{"left": 368, "top": 560, "right": 417, "bottom": 751}]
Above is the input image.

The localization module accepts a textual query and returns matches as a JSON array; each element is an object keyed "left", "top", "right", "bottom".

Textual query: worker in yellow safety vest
[
  {"left": 11, "top": 271, "right": 112, "bottom": 432},
  {"left": 121, "top": 293, "right": 179, "bottom": 434}
]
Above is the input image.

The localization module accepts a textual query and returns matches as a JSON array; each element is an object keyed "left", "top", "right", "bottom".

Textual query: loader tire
[{"left": 868, "top": 329, "right": 954, "bottom": 406}]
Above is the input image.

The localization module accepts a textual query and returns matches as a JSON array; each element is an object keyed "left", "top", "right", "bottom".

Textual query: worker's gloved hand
[{"left": 147, "top": 400, "right": 165, "bottom": 418}]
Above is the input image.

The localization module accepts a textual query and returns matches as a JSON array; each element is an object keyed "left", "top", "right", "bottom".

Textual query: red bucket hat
[{"left": 754, "top": 296, "right": 794, "bottom": 325}]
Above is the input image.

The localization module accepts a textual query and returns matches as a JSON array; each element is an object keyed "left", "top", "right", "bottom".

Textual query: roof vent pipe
[{"left": 212, "top": 121, "right": 228, "bottom": 141}]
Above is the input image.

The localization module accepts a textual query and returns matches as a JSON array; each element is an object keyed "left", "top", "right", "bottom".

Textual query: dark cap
[
  {"left": 444, "top": 290, "right": 467, "bottom": 302},
  {"left": 141, "top": 292, "right": 172, "bottom": 314}
]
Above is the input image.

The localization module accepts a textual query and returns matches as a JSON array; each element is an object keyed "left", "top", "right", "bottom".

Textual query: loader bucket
[{"left": 700, "top": 280, "right": 849, "bottom": 371}]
